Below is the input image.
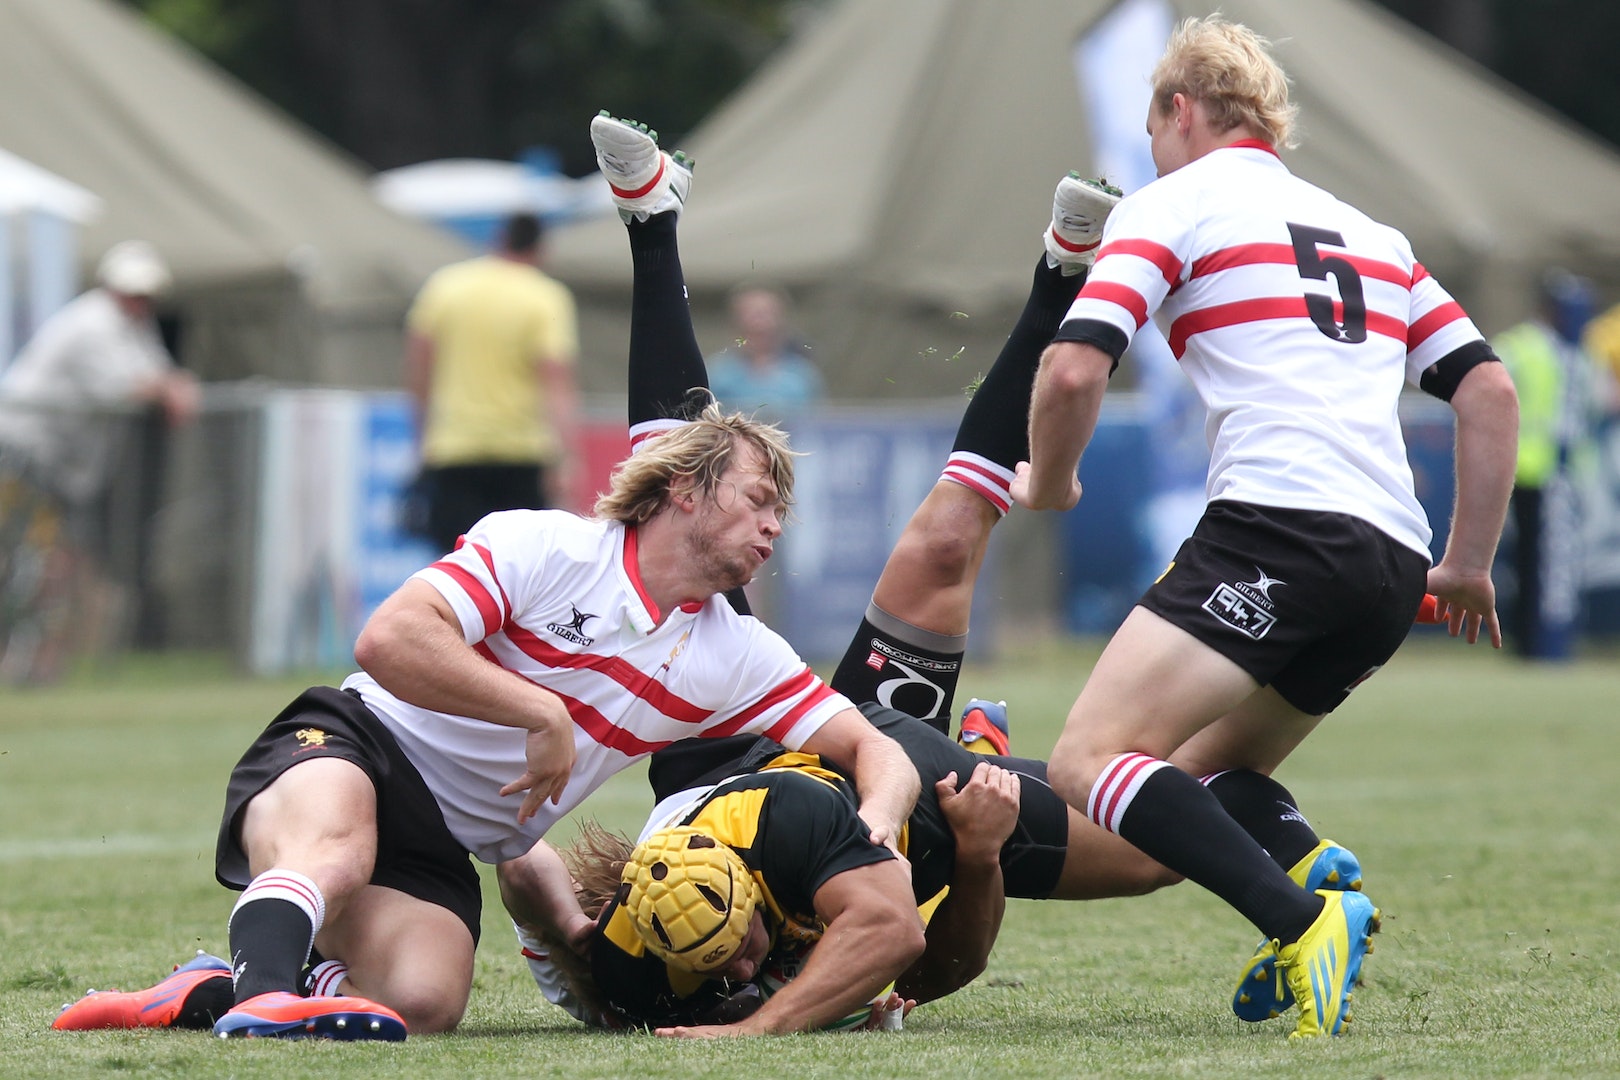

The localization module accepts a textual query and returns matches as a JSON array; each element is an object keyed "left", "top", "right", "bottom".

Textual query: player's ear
[
  {"left": 1173, "top": 92, "right": 1194, "bottom": 134},
  {"left": 668, "top": 472, "right": 699, "bottom": 513}
]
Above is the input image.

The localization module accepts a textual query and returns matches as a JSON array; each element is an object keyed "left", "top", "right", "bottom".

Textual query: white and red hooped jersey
[
  {"left": 1059, "top": 142, "right": 1487, "bottom": 559},
  {"left": 343, "top": 508, "right": 852, "bottom": 863}
]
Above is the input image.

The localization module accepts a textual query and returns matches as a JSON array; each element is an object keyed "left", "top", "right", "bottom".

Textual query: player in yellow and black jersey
[{"left": 574, "top": 702, "right": 1173, "bottom": 1031}]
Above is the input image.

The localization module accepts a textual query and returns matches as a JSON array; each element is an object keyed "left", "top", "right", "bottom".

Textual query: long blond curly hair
[
  {"left": 1151, "top": 14, "right": 1299, "bottom": 149},
  {"left": 592, "top": 402, "right": 799, "bottom": 525},
  {"left": 527, "top": 822, "right": 637, "bottom": 1027}
]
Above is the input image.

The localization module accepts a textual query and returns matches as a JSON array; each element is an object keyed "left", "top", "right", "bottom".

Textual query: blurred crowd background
[{"left": 2, "top": 0, "right": 1618, "bottom": 685}]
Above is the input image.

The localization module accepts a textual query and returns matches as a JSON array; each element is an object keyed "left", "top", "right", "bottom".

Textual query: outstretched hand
[
  {"left": 499, "top": 704, "right": 577, "bottom": 823},
  {"left": 1424, "top": 561, "right": 1502, "bottom": 648}
]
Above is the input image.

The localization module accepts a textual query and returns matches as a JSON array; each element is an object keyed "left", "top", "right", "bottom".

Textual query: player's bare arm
[
  {"left": 798, "top": 707, "right": 921, "bottom": 852},
  {"left": 497, "top": 841, "right": 596, "bottom": 953},
  {"left": 1427, "top": 360, "right": 1519, "bottom": 647},
  {"left": 897, "top": 763, "right": 1020, "bottom": 1004},
  {"left": 657, "top": 858, "right": 925, "bottom": 1037},
  {"left": 1014, "top": 340, "right": 1112, "bottom": 511},
  {"left": 355, "top": 578, "right": 576, "bottom": 816}
]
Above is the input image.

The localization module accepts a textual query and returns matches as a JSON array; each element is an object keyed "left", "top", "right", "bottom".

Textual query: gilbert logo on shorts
[
  {"left": 1203, "top": 569, "right": 1284, "bottom": 640},
  {"left": 545, "top": 604, "right": 598, "bottom": 646}
]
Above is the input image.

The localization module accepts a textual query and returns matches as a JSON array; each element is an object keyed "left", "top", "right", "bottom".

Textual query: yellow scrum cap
[{"left": 622, "top": 826, "right": 763, "bottom": 973}]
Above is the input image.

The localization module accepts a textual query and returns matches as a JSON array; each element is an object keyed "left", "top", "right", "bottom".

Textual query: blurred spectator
[
  {"left": 706, "top": 283, "right": 824, "bottom": 425},
  {"left": 1493, "top": 269, "right": 1617, "bottom": 658},
  {"left": 405, "top": 212, "right": 580, "bottom": 553},
  {"left": 0, "top": 240, "right": 199, "bottom": 506},
  {"left": 0, "top": 240, "right": 200, "bottom": 681},
  {"left": 1579, "top": 297, "right": 1620, "bottom": 421}
]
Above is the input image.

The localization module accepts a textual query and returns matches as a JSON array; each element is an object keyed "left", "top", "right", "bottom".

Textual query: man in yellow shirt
[{"left": 406, "top": 213, "right": 580, "bottom": 553}]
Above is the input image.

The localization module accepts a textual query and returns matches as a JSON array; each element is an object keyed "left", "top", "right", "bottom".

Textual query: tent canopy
[
  {"left": 550, "top": 0, "right": 1620, "bottom": 398},
  {"left": 0, "top": 0, "right": 469, "bottom": 384},
  {"left": 0, "top": 147, "right": 102, "bottom": 221}
]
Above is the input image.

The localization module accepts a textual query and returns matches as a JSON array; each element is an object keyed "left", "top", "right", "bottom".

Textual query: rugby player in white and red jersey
[
  {"left": 50, "top": 121, "right": 918, "bottom": 1045},
  {"left": 1013, "top": 15, "right": 1518, "bottom": 1039}
]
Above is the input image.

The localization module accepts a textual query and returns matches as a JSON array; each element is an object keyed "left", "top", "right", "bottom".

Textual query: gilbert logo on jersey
[
  {"left": 545, "top": 604, "right": 598, "bottom": 646},
  {"left": 1203, "top": 569, "right": 1284, "bottom": 641}
]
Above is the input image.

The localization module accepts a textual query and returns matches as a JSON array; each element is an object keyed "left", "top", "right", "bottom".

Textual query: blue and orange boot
[
  {"left": 53, "top": 951, "right": 231, "bottom": 1030},
  {"left": 957, "top": 698, "right": 1010, "bottom": 756},
  {"left": 211, "top": 990, "right": 406, "bottom": 1041}
]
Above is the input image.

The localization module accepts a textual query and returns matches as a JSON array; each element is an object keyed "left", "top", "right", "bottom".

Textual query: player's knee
[
  {"left": 386, "top": 986, "right": 467, "bottom": 1034},
  {"left": 894, "top": 526, "right": 978, "bottom": 587},
  {"left": 1116, "top": 860, "right": 1184, "bottom": 897},
  {"left": 1045, "top": 754, "right": 1093, "bottom": 811}
]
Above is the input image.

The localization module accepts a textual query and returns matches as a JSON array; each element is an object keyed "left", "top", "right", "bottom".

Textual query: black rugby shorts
[
  {"left": 215, "top": 686, "right": 484, "bottom": 943},
  {"left": 1138, "top": 500, "right": 1430, "bottom": 716}
]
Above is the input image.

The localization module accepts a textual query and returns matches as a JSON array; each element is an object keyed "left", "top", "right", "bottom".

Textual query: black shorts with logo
[
  {"left": 215, "top": 686, "right": 484, "bottom": 944},
  {"left": 1139, "top": 500, "right": 1430, "bottom": 716}
]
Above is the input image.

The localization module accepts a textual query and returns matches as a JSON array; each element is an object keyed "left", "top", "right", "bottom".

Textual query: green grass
[{"left": 2, "top": 640, "right": 1617, "bottom": 1078}]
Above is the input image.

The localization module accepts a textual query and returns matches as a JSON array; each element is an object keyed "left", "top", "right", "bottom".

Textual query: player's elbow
[
  {"left": 353, "top": 606, "right": 415, "bottom": 678},
  {"left": 869, "top": 907, "right": 928, "bottom": 976},
  {"left": 891, "top": 920, "right": 929, "bottom": 974},
  {"left": 1042, "top": 343, "right": 1112, "bottom": 399},
  {"left": 1452, "top": 360, "right": 1520, "bottom": 429}
]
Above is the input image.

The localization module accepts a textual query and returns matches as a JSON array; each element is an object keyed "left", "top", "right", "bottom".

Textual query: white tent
[
  {"left": 0, "top": 147, "right": 103, "bottom": 362},
  {"left": 549, "top": 0, "right": 1620, "bottom": 399},
  {"left": 0, "top": 0, "right": 470, "bottom": 386}
]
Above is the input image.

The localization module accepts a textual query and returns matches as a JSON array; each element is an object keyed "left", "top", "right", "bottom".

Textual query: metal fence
[{"left": 5, "top": 388, "right": 1619, "bottom": 686}]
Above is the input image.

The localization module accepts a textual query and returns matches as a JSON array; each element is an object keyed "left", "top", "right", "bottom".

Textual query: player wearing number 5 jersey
[{"left": 1014, "top": 15, "right": 1519, "bottom": 1039}]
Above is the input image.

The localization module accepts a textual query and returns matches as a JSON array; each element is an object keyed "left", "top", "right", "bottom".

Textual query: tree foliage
[{"left": 123, "top": 0, "right": 811, "bottom": 174}]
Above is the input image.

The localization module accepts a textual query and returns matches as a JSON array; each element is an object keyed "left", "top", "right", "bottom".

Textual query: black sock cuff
[{"left": 950, "top": 256, "right": 1086, "bottom": 467}]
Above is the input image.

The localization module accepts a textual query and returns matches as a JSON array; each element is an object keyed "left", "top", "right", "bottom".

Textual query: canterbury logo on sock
[{"left": 1087, "top": 752, "right": 1170, "bottom": 833}]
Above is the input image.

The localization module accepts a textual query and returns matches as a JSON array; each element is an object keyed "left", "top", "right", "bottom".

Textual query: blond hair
[
  {"left": 523, "top": 822, "right": 636, "bottom": 1027},
  {"left": 1151, "top": 14, "right": 1298, "bottom": 149},
  {"left": 593, "top": 401, "right": 798, "bottom": 524}
]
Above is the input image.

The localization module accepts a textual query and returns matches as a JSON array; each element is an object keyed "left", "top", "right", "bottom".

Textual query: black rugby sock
[
  {"left": 829, "top": 605, "right": 965, "bottom": 733},
  {"left": 1114, "top": 766, "right": 1323, "bottom": 944},
  {"left": 228, "top": 898, "right": 315, "bottom": 1003},
  {"left": 1204, "top": 769, "right": 1320, "bottom": 871},
  {"left": 951, "top": 257, "right": 1084, "bottom": 468},
  {"left": 626, "top": 211, "right": 710, "bottom": 426},
  {"left": 176, "top": 974, "right": 235, "bottom": 1027}
]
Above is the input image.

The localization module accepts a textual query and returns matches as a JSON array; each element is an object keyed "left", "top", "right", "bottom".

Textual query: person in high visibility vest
[{"left": 1492, "top": 269, "right": 1610, "bottom": 659}]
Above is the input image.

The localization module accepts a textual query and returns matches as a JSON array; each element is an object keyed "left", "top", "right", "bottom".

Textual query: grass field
[{"left": 2, "top": 638, "right": 1616, "bottom": 1079}]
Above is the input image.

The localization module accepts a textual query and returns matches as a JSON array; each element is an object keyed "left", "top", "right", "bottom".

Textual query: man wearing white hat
[{"left": 0, "top": 239, "right": 199, "bottom": 506}]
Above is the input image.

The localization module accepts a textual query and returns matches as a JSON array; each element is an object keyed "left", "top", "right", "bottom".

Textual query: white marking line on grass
[{"left": 0, "top": 834, "right": 211, "bottom": 861}]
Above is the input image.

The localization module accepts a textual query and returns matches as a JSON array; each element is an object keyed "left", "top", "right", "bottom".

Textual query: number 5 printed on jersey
[{"left": 1288, "top": 223, "right": 1367, "bottom": 344}]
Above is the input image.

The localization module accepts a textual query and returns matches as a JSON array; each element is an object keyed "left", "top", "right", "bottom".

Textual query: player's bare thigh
[
  {"left": 1170, "top": 685, "right": 1322, "bottom": 779},
  {"left": 871, "top": 482, "right": 999, "bottom": 636},
  {"left": 316, "top": 883, "right": 476, "bottom": 1034},
  {"left": 1047, "top": 809, "right": 1183, "bottom": 900},
  {"left": 1048, "top": 607, "right": 1259, "bottom": 795},
  {"left": 240, "top": 756, "right": 379, "bottom": 907}
]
